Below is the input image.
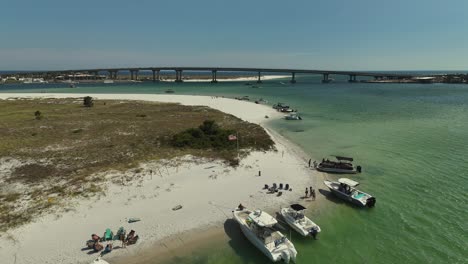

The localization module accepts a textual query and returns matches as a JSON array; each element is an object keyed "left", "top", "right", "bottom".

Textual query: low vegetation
[{"left": 0, "top": 97, "right": 274, "bottom": 232}]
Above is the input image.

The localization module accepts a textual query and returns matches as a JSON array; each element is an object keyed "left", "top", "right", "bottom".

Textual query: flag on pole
[{"left": 228, "top": 134, "right": 237, "bottom": 141}]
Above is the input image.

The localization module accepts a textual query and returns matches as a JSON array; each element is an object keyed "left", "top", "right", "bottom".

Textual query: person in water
[{"left": 310, "top": 226, "right": 318, "bottom": 239}]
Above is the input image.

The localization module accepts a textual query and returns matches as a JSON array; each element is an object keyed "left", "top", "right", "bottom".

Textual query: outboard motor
[
  {"left": 281, "top": 250, "right": 291, "bottom": 264},
  {"left": 366, "top": 197, "right": 376, "bottom": 208},
  {"left": 356, "top": 165, "right": 362, "bottom": 173}
]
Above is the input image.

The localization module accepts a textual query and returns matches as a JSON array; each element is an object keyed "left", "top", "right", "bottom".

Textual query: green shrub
[{"left": 172, "top": 120, "right": 236, "bottom": 150}]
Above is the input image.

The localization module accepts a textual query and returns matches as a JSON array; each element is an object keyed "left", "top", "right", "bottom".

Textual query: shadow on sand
[{"left": 224, "top": 218, "right": 270, "bottom": 263}]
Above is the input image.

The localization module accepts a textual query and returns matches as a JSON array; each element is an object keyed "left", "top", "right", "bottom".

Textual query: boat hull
[
  {"left": 324, "top": 180, "right": 375, "bottom": 208},
  {"left": 233, "top": 209, "right": 296, "bottom": 263},
  {"left": 279, "top": 209, "right": 321, "bottom": 237},
  {"left": 316, "top": 166, "right": 357, "bottom": 174}
]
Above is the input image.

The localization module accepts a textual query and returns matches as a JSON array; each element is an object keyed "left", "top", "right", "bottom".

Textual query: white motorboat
[
  {"left": 103, "top": 79, "right": 114, "bottom": 84},
  {"left": 324, "top": 178, "right": 376, "bottom": 208},
  {"left": 279, "top": 204, "right": 320, "bottom": 238},
  {"left": 233, "top": 207, "right": 297, "bottom": 263},
  {"left": 284, "top": 113, "right": 302, "bottom": 120}
]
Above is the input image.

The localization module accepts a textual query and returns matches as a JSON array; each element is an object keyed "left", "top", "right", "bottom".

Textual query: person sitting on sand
[
  {"left": 100, "top": 243, "right": 113, "bottom": 256},
  {"left": 238, "top": 203, "right": 245, "bottom": 210}
]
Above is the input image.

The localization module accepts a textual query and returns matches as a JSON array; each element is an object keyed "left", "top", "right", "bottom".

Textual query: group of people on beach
[
  {"left": 305, "top": 186, "right": 316, "bottom": 200},
  {"left": 308, "top": 158, "right": 318, "bottom": 168}
]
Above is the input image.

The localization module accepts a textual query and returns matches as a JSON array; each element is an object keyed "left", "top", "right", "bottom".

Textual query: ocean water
[{"left": 2, "top": 77, "right": 467, "bottom": 263}]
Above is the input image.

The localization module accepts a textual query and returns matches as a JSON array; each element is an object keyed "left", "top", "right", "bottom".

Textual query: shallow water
[{"left": 2, "top": 77, "right": 467, "bottom": 263}]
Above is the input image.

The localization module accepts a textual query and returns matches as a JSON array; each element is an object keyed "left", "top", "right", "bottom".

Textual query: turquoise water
[{"left": 2, "top": 77, "right": 467, "bottom": 263}]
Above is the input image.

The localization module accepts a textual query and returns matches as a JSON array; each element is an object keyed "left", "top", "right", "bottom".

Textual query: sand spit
[{"left": 0, "top": 93, "right": 322, "bottom": 264}]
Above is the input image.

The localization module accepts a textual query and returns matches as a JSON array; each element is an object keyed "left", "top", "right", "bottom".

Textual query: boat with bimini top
[
  {"left": 324, "top": 178, "right": 376, "bottom": 208},
  {"left": 279, "top": 204, "right": 320, "bottom": 238},
  {"left": 233, "top": 206, "right": 297, "bottom": 263}
]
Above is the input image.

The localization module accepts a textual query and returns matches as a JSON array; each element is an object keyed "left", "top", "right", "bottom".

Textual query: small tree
[
  {"left": 83, "top": 96, "right": 94, "bottom": 107},
  {"left": 34, "top": 110, "right": 42, "bottom": 120}
]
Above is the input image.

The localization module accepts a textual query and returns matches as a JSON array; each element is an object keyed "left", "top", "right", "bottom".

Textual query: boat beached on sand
[
  {"left": 316, "top": 156, "right": 361, "bottom": 174},
  {"left": 280, "top": 204, "right": 320, "bottom": 238},
  {"left": 284, "top": 113, "right": 302, "bottom": 120},
  {"left": 233, "top": 207, "right": 297, "bottom": 263},
  {"left": 324, "top": 178, "right": 376, "bottom": 208}
]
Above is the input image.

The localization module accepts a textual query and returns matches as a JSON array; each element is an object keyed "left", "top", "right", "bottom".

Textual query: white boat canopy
[
  {"left": 338, "top": 178, "right": 359, "bottom": 187},
  {"left": 248, "top": 210, "right": 277, "bottom": 227}
]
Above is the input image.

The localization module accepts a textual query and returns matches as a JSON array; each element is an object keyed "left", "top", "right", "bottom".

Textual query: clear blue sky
[{"left": 1, "top": 0, "right": 467, "bottom": 71}]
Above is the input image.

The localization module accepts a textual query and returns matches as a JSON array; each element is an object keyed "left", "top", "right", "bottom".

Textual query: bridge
[{"left": 11, "top": 67, "right": 420, "bottom": 83}]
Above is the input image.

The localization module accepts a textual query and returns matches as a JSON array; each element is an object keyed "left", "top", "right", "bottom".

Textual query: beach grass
[{"left": 0, "top": 97, "right": 274, "bottom": 232}]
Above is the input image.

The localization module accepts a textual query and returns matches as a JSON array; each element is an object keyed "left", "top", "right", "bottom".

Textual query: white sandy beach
[{"left": 0, "top": 93, "right": 322, "bottom": 264}]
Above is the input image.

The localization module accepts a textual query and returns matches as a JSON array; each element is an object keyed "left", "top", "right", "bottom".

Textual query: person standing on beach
[
  {"left": 310, "top": 187, "right": 316, "bottom": 200},
  {"left": 308, "top": 159, "right": 311, "bottom": 167},
  {"left": 305, "top": 188, "right": 309, "bottom": 198},
  {"left": 120, "top": 233, "right": 126, "bottom": 248}
]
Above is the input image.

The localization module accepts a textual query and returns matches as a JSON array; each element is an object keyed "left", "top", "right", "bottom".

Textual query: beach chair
[
  {"left": 116, "top": 227, "right": 126, "bottom": 237},
  {"left": 279, "top": 183, "right": 283, "bottom": 190},
  {"left": 285, "top": 184, "right": 289, "bottom": 190},
  {"left": 86, "top": 240, "right": 96, "bottom": 249},
  {"left": 93, "top": 242, "right": 104, "bottom": 252},
  {"left": 126, "top": 230, "right": 135, "bottom": 242},
  {"left": 91, "top": 234, "right": 101, "bottom": 242},
  {"left": 104, "top": 228, "right": 113, "bottom": 241},
  {"left": 272, "top": 183, "right": 277, "bottom": 189},
  {"left": 127, "top": 235, "right": 139, "bottom": 245}
]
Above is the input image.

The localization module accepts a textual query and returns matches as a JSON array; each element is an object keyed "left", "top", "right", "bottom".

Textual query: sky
[{"left": 1, "top": 0, "right": 467, "bottom": 71}]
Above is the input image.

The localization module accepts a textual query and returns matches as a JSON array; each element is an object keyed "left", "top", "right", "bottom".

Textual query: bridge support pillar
[
  {"left": 151, "top": 70, "right": 160, "bottom": 82},
  {"left": 130, "top": 70, "right": 134, "bottom": 80},
  {"left": 257, "top": 72, "right": 262, "bottom": 84},
  {"left": 134, "top": 70, "right": 139, "bottom": 81},
  {"left": 175, "top": 70, "right": 183, "bottom": 82},
  {"left": 290, "top": 72, "right": 296, "bottom": 83},
  {"left": 348, "top": 75, "right": 357, "bottom": 82},
  {"left": 322, "top": 73, "right": 331, "bottom": 83},
  {"left": 211, "top": 70, "right": 218, "bottom": 83}
]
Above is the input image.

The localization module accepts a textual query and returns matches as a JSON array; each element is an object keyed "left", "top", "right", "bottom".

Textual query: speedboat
[
  {"left": 316, "top": 156, "right": 361, "bottom": 174},
  {"left": 324, "top": 178, "right": 376, "bottom": 208},
  {"left": 233, "top": 207, "right": 297, "bottom": 263},
  {"left": 279, "top": 204, "right": 320, "bottom": 238},
  {"left": 285, "top": 113, "right": 302, "bottom": 120},
  {"left": 272, "top": 103, "right": 288, "bottom": 110},
  {"left": 165, "top": 89, "right": 175, "bottom": 93}
]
